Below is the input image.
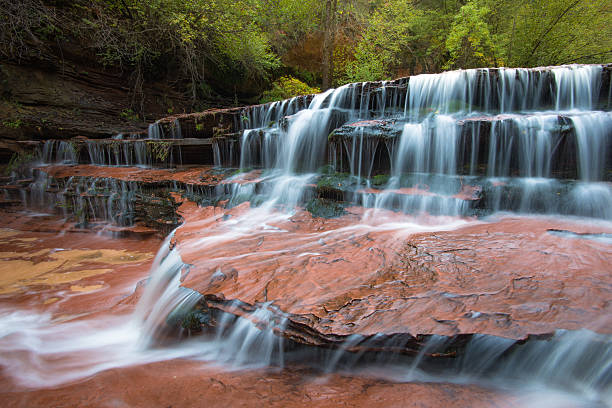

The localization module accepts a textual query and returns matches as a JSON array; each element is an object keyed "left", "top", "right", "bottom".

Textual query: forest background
[{"left": 1, "top": 0, "right": 611, "bottom": 115}]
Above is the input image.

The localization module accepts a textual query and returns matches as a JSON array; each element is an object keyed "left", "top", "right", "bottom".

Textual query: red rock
[
  {"left": 0, "top": 360, "right": 515, "bottom": 408},
  {"left": 175, "top": 202, "right": 612, "bottom": 341}
]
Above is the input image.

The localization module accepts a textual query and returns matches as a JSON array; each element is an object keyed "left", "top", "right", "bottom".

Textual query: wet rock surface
[
  {"left": 0, "top": 360, "right": 523, "bottom": 408},
  {"left": 0, "top": 210, "right": 545, "bottom": 408},
  {"left": 174, "top": 201, "right": 612, "bottom": 343},
  {"left": 41, "top": 164, "right": 230, "bottom": 186},
  {"left": 1, "top": 165, "right": 239, "bottom": 235},
  {"left": 0, "top": 209, "right": 159, "bottom": 314}
]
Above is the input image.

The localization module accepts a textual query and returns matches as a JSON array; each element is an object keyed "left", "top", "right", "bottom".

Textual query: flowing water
[{"left": 1, "top": 64, "right": 611, "bottom": 407}]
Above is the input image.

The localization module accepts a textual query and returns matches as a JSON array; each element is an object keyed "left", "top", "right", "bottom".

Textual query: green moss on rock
[{"left": 306, "top": 198, "right": 347, "bottom": 219}]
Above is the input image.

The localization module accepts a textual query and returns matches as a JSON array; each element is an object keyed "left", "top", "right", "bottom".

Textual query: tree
[
  {"left": 444, "top": 0, "right": 499, "bottom": 69},
  {"left": 322, "top": 0, "right": 338, "bottom": 89},
  {"left": 507, "top": 0, "right": 612, "bottom": 67},
  {"left": 342, "top": 0, "right": 444, "bottom": 82}
]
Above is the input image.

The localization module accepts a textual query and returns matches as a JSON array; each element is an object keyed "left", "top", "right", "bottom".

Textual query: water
[
  {"left": 572, "top": 111, "right": 612, "bottom": 182},
  {"left": 40, "top": 140, "right": 79, "bottom": 165},
  {"left": 233, "top": 64, "right": 611, "bottom": 220},
  {"left": 0, "top": 231, "right": 289, "bottom": 388},
  {"left": 35, "top": 65, "right": 610, "bottom": 219},
  {"left": 1, "top": 64, "right": 611, "bottom": 405},
  {"left": 353, "top": 331, "right": 612, "bottom": 407},
  {"left": 148, "top": 121, "right": 164, "bottom": 139},
  {"left": 1, "top": 233, "right": 609, "bottom": 405}
]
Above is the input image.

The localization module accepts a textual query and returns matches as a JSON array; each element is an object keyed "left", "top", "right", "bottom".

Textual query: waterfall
[
  {"left": 231, "top": 64, "right": 610, "bottom": 219},
  {"left": 134, "top": 231, "right": 287, "bottom": 367},
  {"left": 4, "top": 64, "right": 610, "bottom": 405},
  {"left": 148, "top": 122, "right": 163, "bottom": 139},
  {"left": 572, "top": 111, "right": 612, "bottom": 182},
  {"left": 40, "top": 140, "right": 79, "bottom": 165},
  {"left": 553, "top": 65, "right": 602, "bottom": 110}
]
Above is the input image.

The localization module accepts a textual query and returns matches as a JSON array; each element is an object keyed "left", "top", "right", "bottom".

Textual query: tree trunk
[{"left": 322, "top": 0, "right": 337, "bottom": 90}]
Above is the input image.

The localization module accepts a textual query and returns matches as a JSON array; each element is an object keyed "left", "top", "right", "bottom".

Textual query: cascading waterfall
[
  {"left": 134, "top": 232, "right": 202, "bottom": 347},
  {"left": 16, "top": 171, "right": 142, "bottom": 225},
  {"left": 236, "top": 85, "right": 367, "bottom": 209},
  {"left": 239, "top": 95, "right": 309, "bottom": 131},
  {"left": 234, "top": 64, "right": 611, "bottom": 219},
  {"left": 148, "top": 121, "right": 164, "bottom": 139},
  {"left": 87, "top": 140, "right": 175, "bottom": 167},
  {"left": 572, "top": 111, "right": 611, "bottom": 182},
  {"left": 39, "top": 139, "right": 176, "bottom": 168},
  {"left": 553, "top": 65, "right": 602, "bottom": 110},
  {"left": 134, "top": 231, "right": 288, "bottom": 367},
  {"left": 4, "top": 64, "right": 610, "bottom": 404}
]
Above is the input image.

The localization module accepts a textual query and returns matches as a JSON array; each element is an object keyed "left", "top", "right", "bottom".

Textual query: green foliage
[
  {"left": 259, "top": 76, "right": 321, "bottom": 103},
  {"left": 119, "top": 109, "right": 138, "bottom": 121},
  {"left": 341, "top": 1, "right": 443, "bottom": 82},
  {"left": 1, "top": 0, "right": 610, "bottom": 105},
  {"left": 1, "top": 0, "right": 284, "bottom": 106},
  {"left": 444, "top": 1, "right": 499, "bottom": 69},
  {"left": 146, "top": 141, "right": 171, "bottom": 162},
  {"left": 502, "top": 0, "right": 612, "bottom": 66},
  {"left": 2, "top": 119, "right": 23, "bottom": 129},
  {"left": 0, "top": 0, "right": 60, "bottom": 60},
  {"left": 5, "top": 151, "right": 35, "bottom": 175},
  {"left": 255, "top": 0, "right": 323, "bottom": 54},
  {"left": 339, "top": 0, "right": 611, "bottom": 82}
]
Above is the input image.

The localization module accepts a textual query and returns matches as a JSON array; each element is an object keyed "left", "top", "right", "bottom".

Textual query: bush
[{"left": 259, "top": 76, "right": 320, "bottom": 103}]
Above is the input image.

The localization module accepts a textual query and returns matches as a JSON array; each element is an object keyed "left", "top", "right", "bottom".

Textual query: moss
[
  {"left": 259, "top": 76, "right": 320, "bottom": 104},
  {"left": 306, "top": 198, "right": 347, "bottom": 219},
  {"left": 180, "top": 309, "right": 212, "bottom": 332},
  {"left": 316, "top": 172, "right": 351, "bottom": 189},
  {"left": 2, "top": 119, "right": 23, "bottom": 129},
  {"left": 371, "top": 174, "right": 390, "bottom": 186},
  {"left": 317, "top": 164, "right": 335, "bottom": 175},
  {"left": 316, "top": 172, "right": 354, "bottom": 201},
  {"left": 231, "top": 167, "right": 252, "bottom": 176},
  {"left": 119, "top": 109, "right": 139, "bottom": 121},
  {"left": 146, "top": 140, "right": 172, "bottom": 162},
  {"left": 5, "top": 151, "right": 35, "bottom": 175},
  {"left": 165, "top": 302, "right": 213, "bottom": 333}
]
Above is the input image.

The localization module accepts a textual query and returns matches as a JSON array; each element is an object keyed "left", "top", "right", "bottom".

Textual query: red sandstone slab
[
  {"left": 176, "top": 201, "right": 612, "bottom": 340},
  {"left": 40, "top": 164, "right": 229, "bottom": 185},
  {"left": 0, "top": 360, "right": 518, "bottom": 408}
]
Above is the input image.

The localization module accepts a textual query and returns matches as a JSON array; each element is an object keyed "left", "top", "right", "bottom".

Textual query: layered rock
[{"left": 172, "top": 200, "right": 612, "bottom": 347}]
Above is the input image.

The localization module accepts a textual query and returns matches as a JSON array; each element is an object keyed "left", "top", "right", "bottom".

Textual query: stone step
[{"left": 327, "top": 112, "right": 612, "bottom": 181}]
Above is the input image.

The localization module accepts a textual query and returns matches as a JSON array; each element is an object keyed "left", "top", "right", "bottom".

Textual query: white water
[{"left": 235, "top": 64, "right": 611, "bottom": 220}]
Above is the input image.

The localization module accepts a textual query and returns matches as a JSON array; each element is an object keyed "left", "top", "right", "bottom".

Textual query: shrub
[{"left": 259, "top": 76, "right": 320, "bottom": 103}]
